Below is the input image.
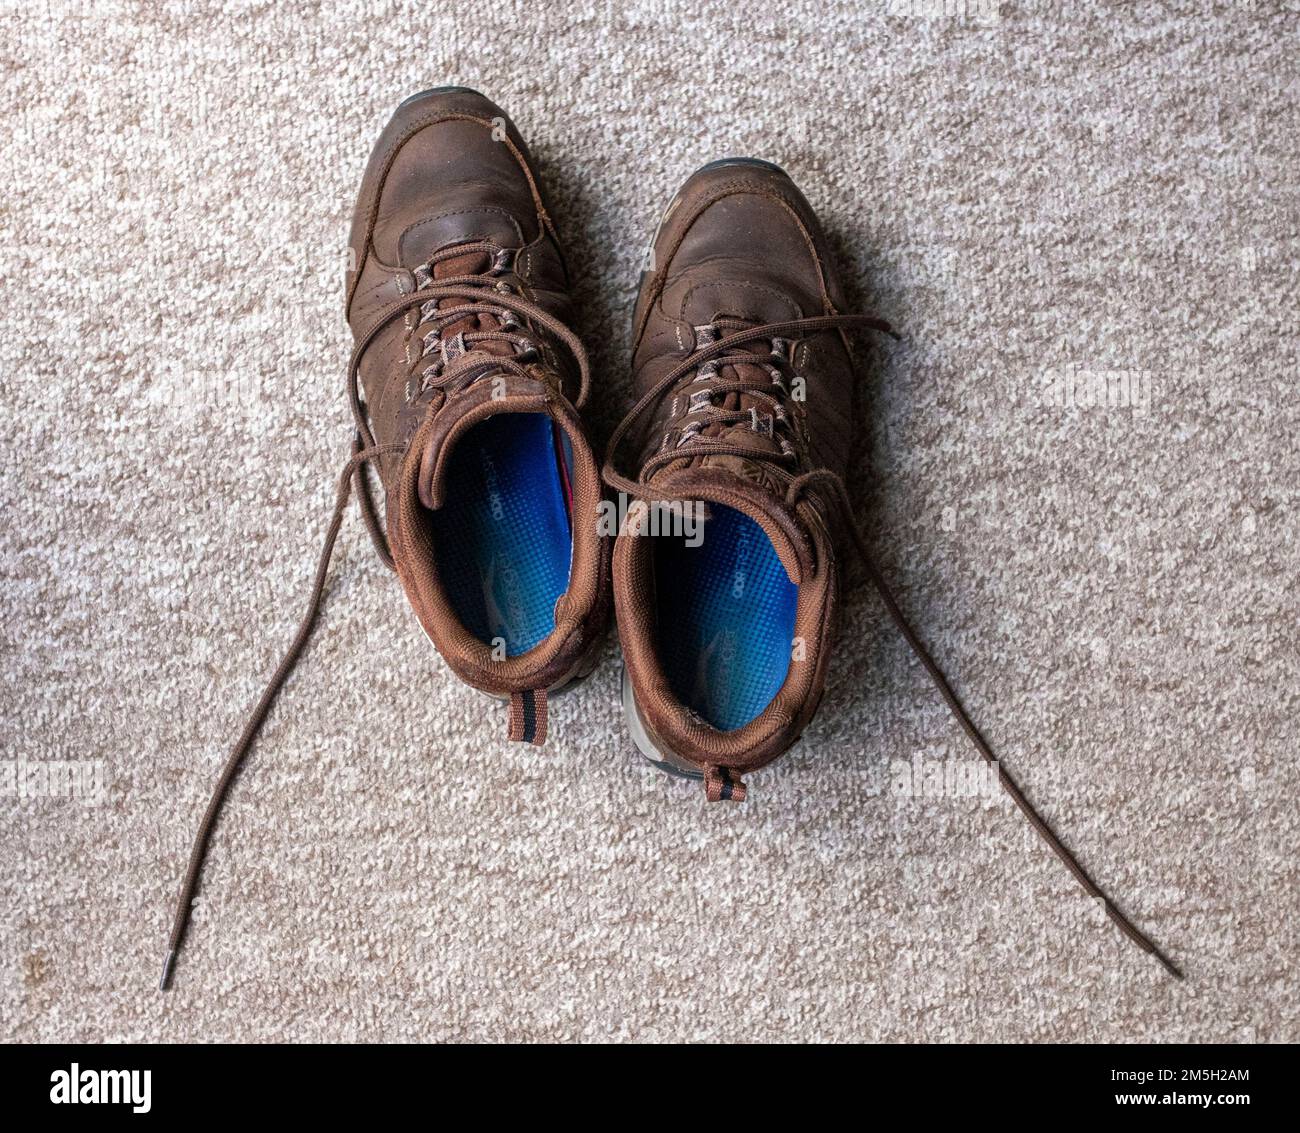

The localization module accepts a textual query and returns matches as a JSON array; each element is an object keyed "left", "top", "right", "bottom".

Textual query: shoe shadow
[
  {"left": 801, "top": 215, "right": 927, "bottom": 771},
  {"left": 528, "top": 141, "right": 631, "bottom": 451}
]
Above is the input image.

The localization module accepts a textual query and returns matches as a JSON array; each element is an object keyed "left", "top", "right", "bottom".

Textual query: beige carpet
[{"left": 2, "top": 0, "right": 1297, "bottom": 1043}]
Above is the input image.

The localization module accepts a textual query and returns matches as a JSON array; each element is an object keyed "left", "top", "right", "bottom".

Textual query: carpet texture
[{"left": 2, "top": 0, "right": 1297, "bottom": 1043}]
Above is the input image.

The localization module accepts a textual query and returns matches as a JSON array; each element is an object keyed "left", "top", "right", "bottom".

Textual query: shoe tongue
[
  {"left": 645, "top": 462, "right": 810, "bottom": 585},
  {"left": 435, "top": 248, "right": 490, "bottom": 277},
  {"left": 424, "top": 248, "right": 515, "bottom": 359},
  {"left": 408, "top": 244, "right": 565, "bottom": 509},
  {"left": 682, "top": 439, "right": 785, "bottom": 493},
  {"left": 415, "top": 380, "right": 557, "bottom": 510},
  {"left": 688, "top": 317, "right": 790, "bottom": 475}
]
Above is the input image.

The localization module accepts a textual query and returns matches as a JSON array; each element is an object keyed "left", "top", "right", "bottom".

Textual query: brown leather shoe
[
  {"left": 602, "top": 158, "right": 1182, "bottom": 981},
  {"left": 345, "top": 87, "right": 609, "bottom": 734},
  {"left": 161, "top": 89, "right": 608, "bottom": 988},
  {"left": 605, "top": 158, "right": 891, "bottom": 798}
]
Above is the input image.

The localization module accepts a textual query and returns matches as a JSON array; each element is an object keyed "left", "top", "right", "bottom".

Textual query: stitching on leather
[
  {"left": 399, "top": 206, "right": 524, "bottom": 253},
  {"left": 679, "top": 279, "right": 801, "bottom": 322},
  {"left": 636, "top": 181, "right": 834, "bottom": 352},
  {"left": 346, "top": 111, "right": 548, "bottom": 318}
]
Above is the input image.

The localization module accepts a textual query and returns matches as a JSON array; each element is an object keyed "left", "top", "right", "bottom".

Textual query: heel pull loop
[
  {"left": 508, "top": 689, "right": 548, "bottom": 745},
  {"left": 704, "top": 765, "right": 748, "bottom": 803}
]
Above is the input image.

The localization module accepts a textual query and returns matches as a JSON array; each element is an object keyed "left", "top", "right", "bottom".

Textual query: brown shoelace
[
  {"left": 159, "top": 441, "right": 401, "bottom": 990},
  {"left": 603, "top": 314, "right": 1182, "bottom": 979},
  {"left": 161, "top": 265, "right": 590, "bottom": 990}
]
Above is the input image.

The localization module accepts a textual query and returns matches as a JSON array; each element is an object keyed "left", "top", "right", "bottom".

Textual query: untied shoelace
[
  {"left": 160, "top": 259, "right": 590, "bottom": 989},
  {"left": 602, "top": 312, "right": 1182, "bottom": 979}
]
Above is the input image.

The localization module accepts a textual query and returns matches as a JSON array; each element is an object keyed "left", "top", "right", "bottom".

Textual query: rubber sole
[
  {"left": 694, "top": 156, "right": 790, "bottom": 177},
  {"left": 622, "top": 665, "right": 703, "bottom": 780},
  {"left": 398, "top": 85, "right": 484, "bottom": 109}
]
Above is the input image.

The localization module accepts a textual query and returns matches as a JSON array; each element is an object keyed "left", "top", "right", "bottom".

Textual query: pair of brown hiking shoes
[
  {"left": 161, "top": 89, "right": 1179, "bottom": 989},
  {"left": 345, "top": 87, "right": 889, "bottom": 787}
]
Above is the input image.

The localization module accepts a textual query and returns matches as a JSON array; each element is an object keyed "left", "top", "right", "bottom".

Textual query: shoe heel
[{"left": 622, "top": 665, "right": 703, "bottom": 781}]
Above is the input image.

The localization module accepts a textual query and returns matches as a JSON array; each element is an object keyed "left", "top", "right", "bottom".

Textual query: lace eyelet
[
  {"left": 675, "top": 423, "right": 702, "bottom": 448},
  {"left": 441, "top": 332, "right": 468, "bottom": 365},
  {"left": 490, "top": 247, "right": 517, "bottom": 275},
  {"left": 750, "top": 408, "right": 774, "bottom": 437}
]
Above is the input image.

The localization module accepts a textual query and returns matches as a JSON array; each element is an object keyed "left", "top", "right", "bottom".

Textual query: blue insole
[
  {"left": 653, "top": 505, "right": 798, "bottom": 731},
  {"left": 426, "top": 413, "right": 572, "bottom": 655}
]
